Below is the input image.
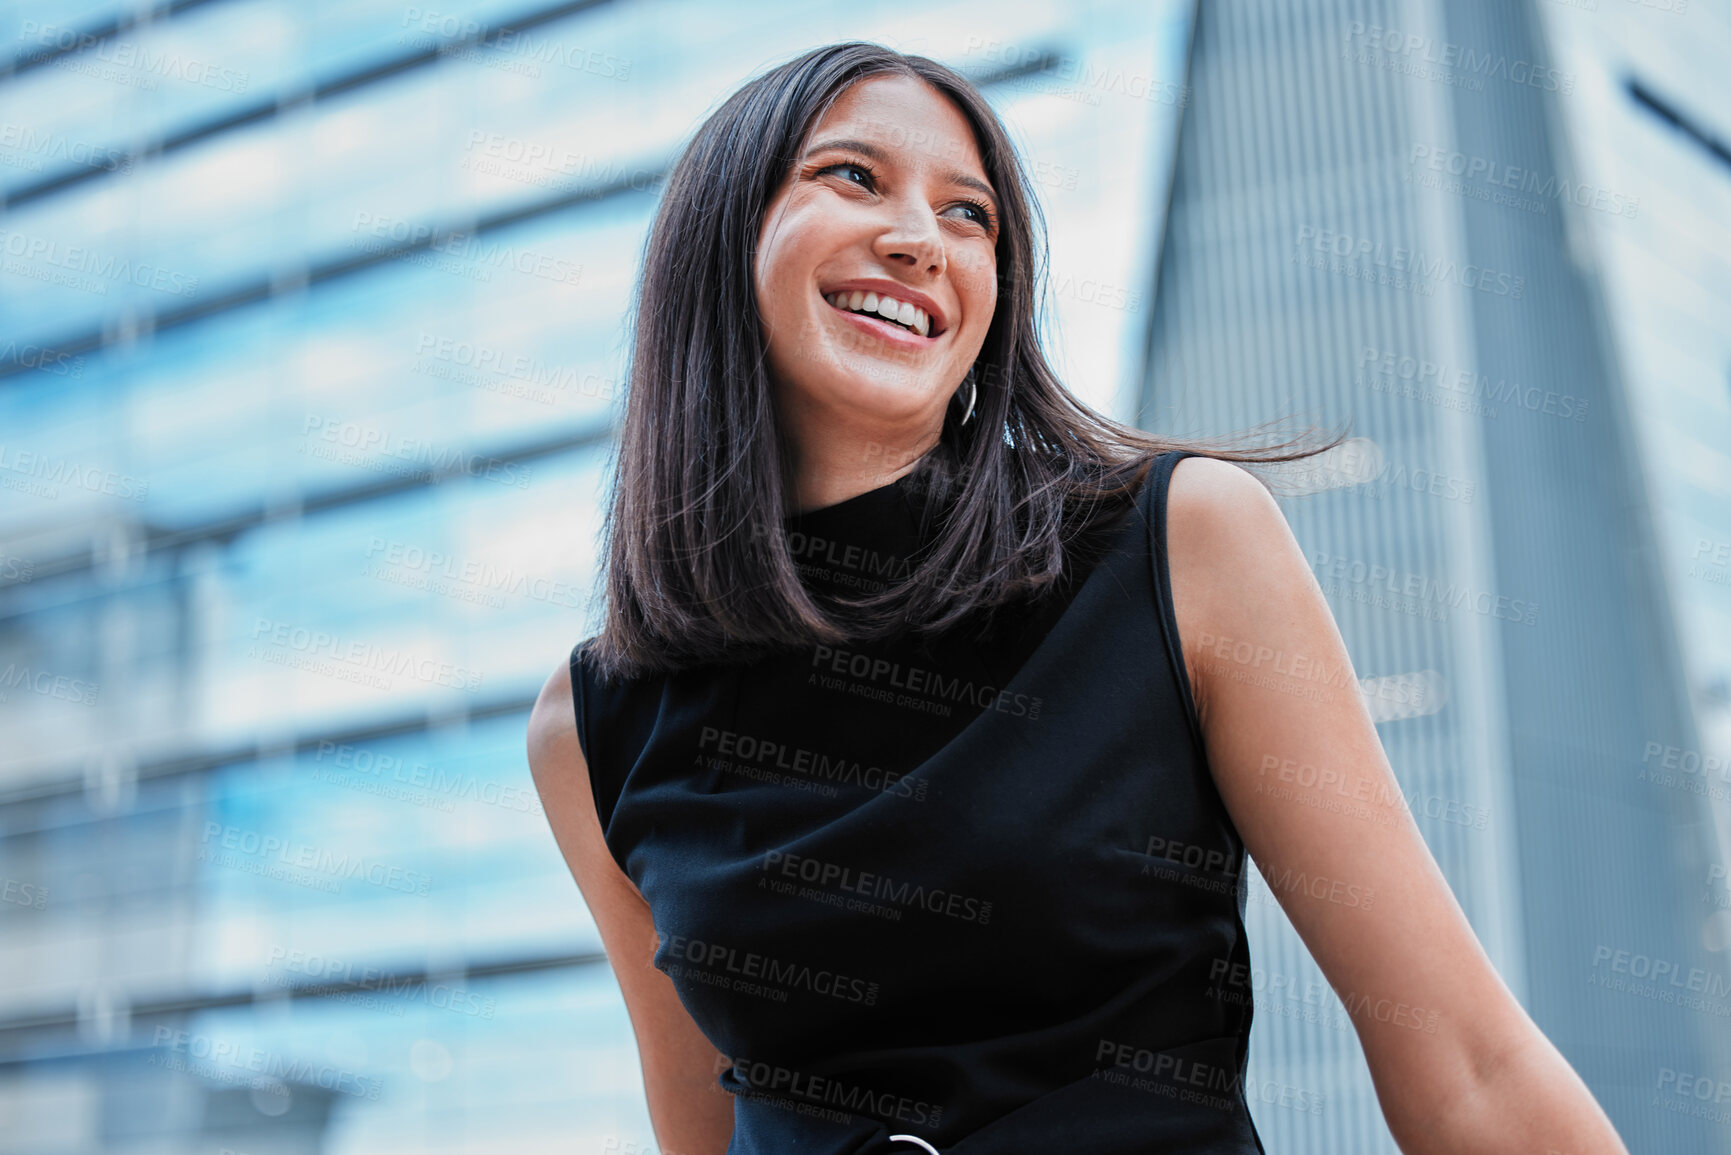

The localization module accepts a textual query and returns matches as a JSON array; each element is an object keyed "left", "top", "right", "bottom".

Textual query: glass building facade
[
  {"left": 0, "top": 2, "right": 1193, "bottom": 1152},
  {"left": 1141, "top": 0, "right": 1731, "bottom": 1151},
  {"left": 2, "top": 0, "right": 1726, "bottom": 1152}
]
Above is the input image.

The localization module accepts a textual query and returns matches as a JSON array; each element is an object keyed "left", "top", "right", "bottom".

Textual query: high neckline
[
  {"left": 782, "top": 470, "right": 919, "bottom": 524},
  {"left": 782, "top": 471, "right": 927, "bottom": 599}
]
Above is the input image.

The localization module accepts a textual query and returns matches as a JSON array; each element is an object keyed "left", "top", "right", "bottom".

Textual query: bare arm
[
  {"left": 1165, "top": 455, "right": 1627, "bottom": 1155},
  {"left": 526, "top": 658, "right": 735, "bottom": 1154}
]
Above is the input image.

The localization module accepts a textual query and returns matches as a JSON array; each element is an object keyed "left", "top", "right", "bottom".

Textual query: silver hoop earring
[{"left": 956, "top": 373, "right": 977, "bottom": 426}]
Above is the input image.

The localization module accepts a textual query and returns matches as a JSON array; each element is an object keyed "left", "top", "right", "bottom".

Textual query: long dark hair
[{"left": 585, "top": 41, "right": 1342, "bottom": 681}]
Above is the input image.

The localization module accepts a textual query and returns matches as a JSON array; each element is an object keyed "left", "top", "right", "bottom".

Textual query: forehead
[{"left": 810, "top": 74, "right": 989, "bottom": 179}]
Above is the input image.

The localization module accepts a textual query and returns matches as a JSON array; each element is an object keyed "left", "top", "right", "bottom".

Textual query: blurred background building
[
  {"left": 1141, "top": 1, "right": 1731, "bottom": 1152},
  {"left": 0, "top": 0, "right": 1725, "bottom": 1152}
]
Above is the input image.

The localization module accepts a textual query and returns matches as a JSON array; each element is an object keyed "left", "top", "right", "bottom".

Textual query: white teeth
[{"left": 825, "top": 289, "right": 934, "bottom": 337}]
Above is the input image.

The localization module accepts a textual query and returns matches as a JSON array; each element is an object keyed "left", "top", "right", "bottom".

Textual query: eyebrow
[{"left": 803, "top": 137, "right": 999, "bottom": 209}]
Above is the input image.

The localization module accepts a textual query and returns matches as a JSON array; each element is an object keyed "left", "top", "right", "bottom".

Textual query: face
[{"left": 754, "top": 74, "right": 1001, "bottom": 457}]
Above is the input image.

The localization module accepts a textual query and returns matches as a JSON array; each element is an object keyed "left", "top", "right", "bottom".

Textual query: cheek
[
  {"left": 953, "top": 252, "right": 999, "bottom": 316},
  {"left": 757, "top": 223, "right": 826, "bottom": 321},
  {"left": 754, "top": 203, "right": 803, "bottom": 305},
  {"left": 753, "top": 238, "right": 785, "bottom": 312}
]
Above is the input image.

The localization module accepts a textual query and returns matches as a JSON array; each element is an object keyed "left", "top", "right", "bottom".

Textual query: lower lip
[{"left": 824, "top": 301, "right": 937, "bottom": 350}]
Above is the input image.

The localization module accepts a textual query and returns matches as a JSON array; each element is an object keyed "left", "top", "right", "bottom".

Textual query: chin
[{"left": 814, "top": 365, "right": 944, "bottom": 423}]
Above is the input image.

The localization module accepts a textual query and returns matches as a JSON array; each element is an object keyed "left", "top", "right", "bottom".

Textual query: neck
[{"left": 784, "top": 437, "right": 940, "bottom": 517}]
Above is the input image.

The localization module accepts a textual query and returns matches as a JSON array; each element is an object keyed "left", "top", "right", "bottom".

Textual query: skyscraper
[{"left": 1140, "top": 1, "right": 1731, "bottom": 1150}]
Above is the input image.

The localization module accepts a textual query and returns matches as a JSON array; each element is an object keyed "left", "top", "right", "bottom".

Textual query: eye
[
  {"left": 818, "top": 161, "right": 875, "bottom": 188},
  {"left": 946, "top": 199, "right": 997, "bottom": 231}
]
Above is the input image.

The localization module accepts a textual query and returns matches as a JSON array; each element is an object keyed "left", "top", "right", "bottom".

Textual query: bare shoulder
[
  {"left": 523, "top": 651, "right": 736, "bottom": 1145},
  {"left": 1163, "top": 455, "right": 1314, "bottom": 720},
  {"left": 525, "top": 651, "right": 606, "bottom": 847},
  {"left": 524, "top": 647, "right": 647, "bottom": 911},
  {"left": 1164, "top": 454, "right": 1290, "bottom": 557},
  {"left": 526, "top": 652, "right": 580, "bottom": 778}
]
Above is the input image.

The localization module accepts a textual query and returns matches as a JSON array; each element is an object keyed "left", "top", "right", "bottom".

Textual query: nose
[
  {"left": 874, "top": 202, "right": 946, "bottom": 277},
  {"left": 887, "top": 1135, "right": 941, "bottom": 1154}
]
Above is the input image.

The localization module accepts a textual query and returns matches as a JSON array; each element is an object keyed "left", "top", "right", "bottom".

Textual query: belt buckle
[{"left": 887, "top": 1135, "right": 941, "bottom": 1154}]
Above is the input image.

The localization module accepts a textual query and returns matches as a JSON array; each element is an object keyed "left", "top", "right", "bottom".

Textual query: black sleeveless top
[{"left": 569, "top": 449, "right": 1263, "bottom": 1154}]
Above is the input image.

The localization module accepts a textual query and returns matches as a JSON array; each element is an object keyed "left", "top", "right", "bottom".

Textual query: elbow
[{"left": 1383, "top": 1027, "right": 1628, "bottom": 1155}]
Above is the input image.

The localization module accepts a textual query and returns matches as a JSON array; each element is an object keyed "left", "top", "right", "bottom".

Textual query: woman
[{"left": 526, "top": 42, "right": 1628, "bottom": 1155}]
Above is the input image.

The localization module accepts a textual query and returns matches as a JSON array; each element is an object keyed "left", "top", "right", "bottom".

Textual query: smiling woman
[
  {"left": 754, "top": 76, "right": 998, "bottom": 513},
  {"left": 524, "top": 40, "right": 1630, "bottom": 1155},
  {"left": 579, "top": 43, "right": 1330, "bottom": 678}
]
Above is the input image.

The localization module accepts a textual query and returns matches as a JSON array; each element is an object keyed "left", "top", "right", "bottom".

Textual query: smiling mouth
[{"left": 822, "top": 290, "right": 939, "bottom": 339}]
